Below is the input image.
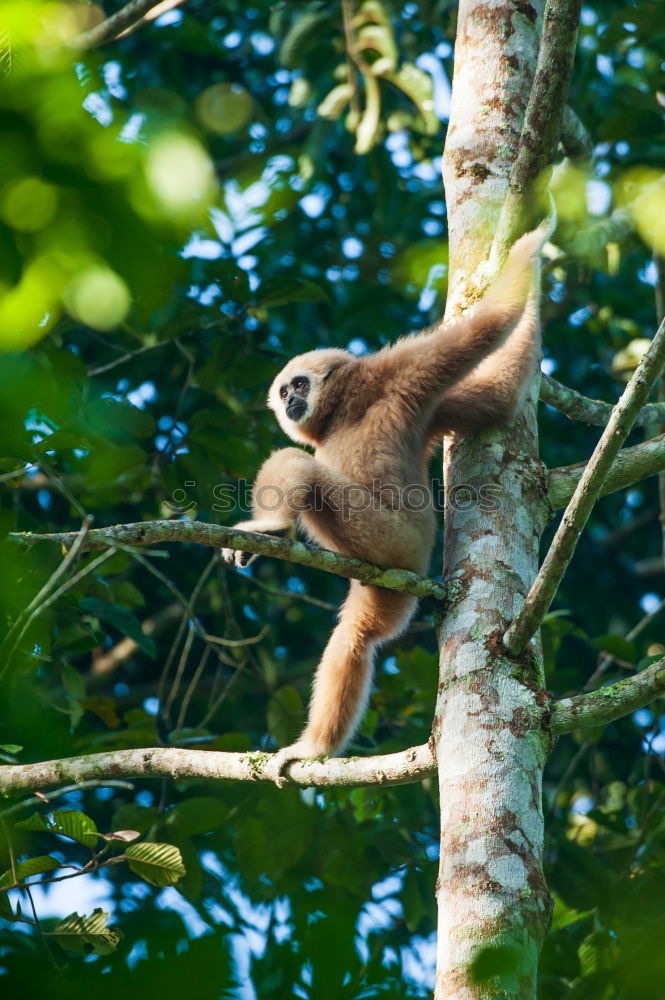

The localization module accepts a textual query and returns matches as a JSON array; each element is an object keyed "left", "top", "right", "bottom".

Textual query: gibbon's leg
[
  {"left": 222, "top": 447, "right": 316, "bottom": 568},
  {"left": 222, "top": 447, "right": 366, "bottom": 569},
  {"left": 427, "top": 289, "right": 540, "bottom": 438},
  {"left": 272, "top": 582, "right": 416, "bottom": 785}
]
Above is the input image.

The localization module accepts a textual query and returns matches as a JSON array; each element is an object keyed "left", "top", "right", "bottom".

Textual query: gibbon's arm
[
  {"left": 367, "top": 224, "right": 548, "bottom": 409},
  {"left": 427, "top": 288, "right": 540, "bottom": 438}
]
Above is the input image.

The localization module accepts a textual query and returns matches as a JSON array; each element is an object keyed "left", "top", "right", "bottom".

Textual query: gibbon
[{"left": 222, "top": 224, "right": 548, "bottom": 781}]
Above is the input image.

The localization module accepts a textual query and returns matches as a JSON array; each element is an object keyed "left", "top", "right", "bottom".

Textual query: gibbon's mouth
[{"left": 286, "top": 397, "right": 308, "bottom": 421}]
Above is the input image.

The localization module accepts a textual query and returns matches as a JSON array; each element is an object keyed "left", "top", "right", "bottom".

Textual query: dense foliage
[{"left": 0, "top": 1, "right": 664, "bottom": 996}]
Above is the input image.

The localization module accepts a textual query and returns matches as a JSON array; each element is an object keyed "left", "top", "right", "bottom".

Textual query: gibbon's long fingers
[
  {"left": 272, "top": 584, "right": 416, "bottom": 785},
  {"left": 221, "top": 518, "right": 294, "bottom": 569}
]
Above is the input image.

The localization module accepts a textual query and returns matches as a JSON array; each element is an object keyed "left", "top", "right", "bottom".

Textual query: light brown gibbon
[{"left": 222, "top": 223, "right": 548, "bottom": 781}]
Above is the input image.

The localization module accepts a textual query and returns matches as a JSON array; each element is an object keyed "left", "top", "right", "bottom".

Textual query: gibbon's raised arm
[{"left": 366, "top": 224, "right": 548, "bottom": 408}]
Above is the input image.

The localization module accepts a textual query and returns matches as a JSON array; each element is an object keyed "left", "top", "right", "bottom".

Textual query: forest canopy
[{"left": 0, "top": 1, "right": 665, "bottom": 997}]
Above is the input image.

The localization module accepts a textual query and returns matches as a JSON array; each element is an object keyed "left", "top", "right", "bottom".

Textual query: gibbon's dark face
[
  {"left": 267, "top": 347, "right": 353, "bottom": 445},
  {"left": 279, "top": 374, "right": 310, "bottom": 422}
]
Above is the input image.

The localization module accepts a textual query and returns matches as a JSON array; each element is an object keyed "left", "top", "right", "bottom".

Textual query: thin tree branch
[
  {"left": 8, "top": 521, "right": 445, "bottom": 601},
  {"left": 491, "top": 0, "right": 582, "bottom": 262},
  {"left": 655, "top": 254, "right": 665, "bottom": 568},
  {"left": 0, "top": 743, "right": 437, "bottom": 793},
  {"left": 560, "top": 106, "right": 592, "bottom": 161},
  {"left": 540, "top": 373, "right": 665, "bottom": 427},
  {"left": 547, "top": 432, "right": 665, "bottom": 510},
  {"left": 74, "top": 0, "right": 190, "bottom": 49},
  {"left": 584, "top": 599, "right": 665, "bottom": 691},
  {"left": 551, "top": 656, "right": 665, "bottom": 734},
  {"left": 505, "top": 315, "right": 665, "bottom": 655}
]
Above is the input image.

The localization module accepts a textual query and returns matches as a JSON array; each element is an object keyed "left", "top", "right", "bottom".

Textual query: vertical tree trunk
[{"left": 434, "top": 2, "right": 551, "bottom": 997}]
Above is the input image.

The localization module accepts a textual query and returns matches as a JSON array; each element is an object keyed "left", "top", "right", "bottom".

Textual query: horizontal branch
[
  {"left": 548, "top": 432, "right": 665, "bottom": 509},
  {"left": 0, "top": 744, "right": 437, "bottom": 794},
  {"left": 505, "top": 315, "right": 665, "bottom": 655},
  {"left": 8, "top": 521, "right": 445, "bottom": 601},
  {"left": 551, "top": 656, "right": 665, "bottom": 734},
  {"left": 540, "top": 373, "right": 665, "bottom": 427}
]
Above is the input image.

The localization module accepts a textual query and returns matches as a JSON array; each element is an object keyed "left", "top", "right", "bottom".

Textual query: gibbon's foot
[
  {"left": 271, "top": 740, "right": 329, "bottom": 789},
  {"left": 221, "top": 547, "right": 254, "bottom": 569}
]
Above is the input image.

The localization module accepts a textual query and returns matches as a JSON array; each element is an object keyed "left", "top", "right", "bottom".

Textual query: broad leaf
[
  {"left": 49, "top": 909, "right": 122, "bottom": 956},
  {"left": 125, "top": 842, "right": 186, "bottom": 887}
]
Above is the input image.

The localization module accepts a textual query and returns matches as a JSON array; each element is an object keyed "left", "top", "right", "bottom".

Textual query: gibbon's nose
[{"left": 286, "top": 395, "right": 307, "bottom": 420}]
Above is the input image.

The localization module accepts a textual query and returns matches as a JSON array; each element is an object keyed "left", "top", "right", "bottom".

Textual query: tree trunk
[{"left": 434, "top": 2, "right": 552, "bottom": 997}]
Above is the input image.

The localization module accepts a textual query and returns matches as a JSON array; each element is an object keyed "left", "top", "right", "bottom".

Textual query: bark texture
[{"left": 436, "top": 2, "right": 552, "bottom": 996}]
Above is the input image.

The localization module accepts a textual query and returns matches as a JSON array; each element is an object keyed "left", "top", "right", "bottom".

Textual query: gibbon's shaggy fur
[{"left": 223, "top": 224, "right": 548, "bottom": 777}]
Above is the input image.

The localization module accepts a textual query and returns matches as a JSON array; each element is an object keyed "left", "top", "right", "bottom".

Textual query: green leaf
[
  {"left": 110, "top": 803, "right": 161, "bottom": 835},
  {"left": 255, "top": 277, "right": 329, "bottom": 308},
  {"left": 79, "top": 597, "right": 157, "bottom": 659},
  {"left": 125, "top": 842, "right": 186, "bottom": 887},
  {"left": 0, "top": 744, "right": 22, "bottom": 755},
  {"left": 267, "top": 685, "right": 303, "bottom": 747},
  {"left": 15, "top": 810, "right": 100, "bottom": 847},
  {"left": 0, "top": 855, "right": 62, "bottom": 887},
  {"left": 279, "top": 9, "right": 330, "bottom": 68},
  {"left": 49, "top": 908, "right": 122, "bottom": 956},
  {"left": 590, "top": 634, "right": 637, "bottom": 662},
  {"left": 166, "top": 796, "right": 228, "bottom": 836}
]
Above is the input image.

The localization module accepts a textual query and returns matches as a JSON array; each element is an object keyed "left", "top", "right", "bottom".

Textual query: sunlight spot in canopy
[
  {"left": 586, "top": 180, "right": 611, "bottom": 216},
  {"left": 181, "top": 235, "right": 224, "bottom": 259},
  {"left": 155, "top": 9, "right": 183, "bottom": 28},
  {"left": 347, "top": 338, "right": 368, "bottom": 356},
  {"left": 640, "top": 593, "right": 662, "bottom": 615}
]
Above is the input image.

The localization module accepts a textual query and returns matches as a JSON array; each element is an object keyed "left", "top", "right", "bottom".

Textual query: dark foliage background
[{"left": 0, "top": 1, "right": 664, "bottom": 996}]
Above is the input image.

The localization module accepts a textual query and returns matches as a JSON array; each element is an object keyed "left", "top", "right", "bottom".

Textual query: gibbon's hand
[{"left": 221, "top": 520, "right": 296, "bottom": 570}]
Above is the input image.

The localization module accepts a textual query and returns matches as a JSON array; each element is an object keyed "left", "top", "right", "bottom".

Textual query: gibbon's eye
[
  {"left": 279, "top": 385, "right": 288, "bottom": 400},
  {"left": 292, "top": 376, "right": 309, "bottom": 392}
]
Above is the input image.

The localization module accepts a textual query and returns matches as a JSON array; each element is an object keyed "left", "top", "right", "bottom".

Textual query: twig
[
  {"left": 506, "top": 315, "right": 665, "bottom": 655},
  {"left": 0, "top": 779, "right": 135, "bottom": 820},
  {"left": 655, "top": 254, "right": 665, "bottom": 568},
  {"left": 584, "top": 598, "right": 665, "bottom": 691},
  {"left": 560, "top": 106, "right": 592, "bottom": 162},
  {"left": 1, "top": 517, "right": 92, "bottom": 655},
  {"left": 74, "top": 0, "right": 190, "bottom": 49},
  {"left": 2, "top": 540, "right": 114, "bottom": 677},
  {"left": 540, "top": 373, "right": 665, "bottom": 427},
  {"left": 87, "top": 340, "right": 169, "bottom": 377}
]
